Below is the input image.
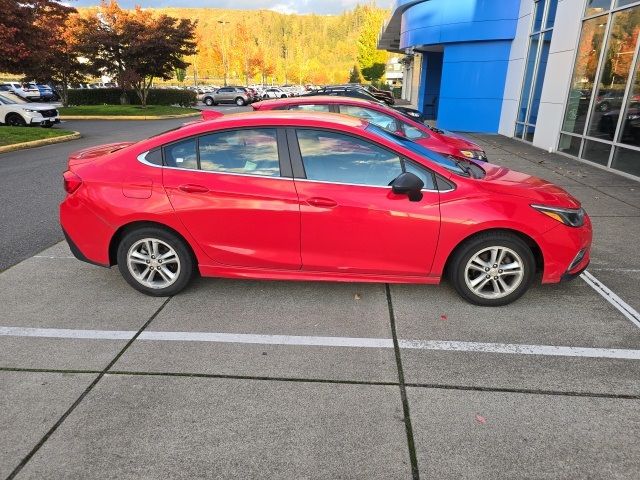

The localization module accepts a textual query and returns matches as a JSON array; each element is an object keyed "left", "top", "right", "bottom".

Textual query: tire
[
  {"left": 280, "top": 95, "right": 287, "bottom": 99},
  {"left": 235, "top": 97, "right": 246, "bottom": 106},
  {"left": 41, "top": 123, "right": 53, "bottom": 128},
  {"left": 448, "top": 232, "right": 536, "bottom": 307},
  {"left": 117, "top": 227, "right": 195, "bottom": 297},
  {"left": 204, "top": 97, "right": 214, "bottom": 106},
  {"left": 598, "top": 102, "right": 610, "bottom": 112},
  {"left": 6, "top": 113, "right": 27, "bottom": 127},
  {"left": 263, "top": 94, "right": 269, "bottom": 99}
]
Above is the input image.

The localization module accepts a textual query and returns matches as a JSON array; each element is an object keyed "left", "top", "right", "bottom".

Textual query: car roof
[
  {"left": 141, "top": 110, "right": 369, "bottom": 148},
  {"left": 254, "top": 95, "right": 381, "bottom": 110}
]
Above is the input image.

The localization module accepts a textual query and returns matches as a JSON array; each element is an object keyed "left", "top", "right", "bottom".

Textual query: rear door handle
[
  {"left": 179, "top": 184, "right": 209, "bottom": 194},
  {"left": 306, "top": 197, "right": 338, "bottom": 208}
]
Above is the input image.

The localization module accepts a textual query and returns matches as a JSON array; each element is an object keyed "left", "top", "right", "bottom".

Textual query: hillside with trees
[{"left": 133, "top": 5, "right": 390, "bottom": 86}]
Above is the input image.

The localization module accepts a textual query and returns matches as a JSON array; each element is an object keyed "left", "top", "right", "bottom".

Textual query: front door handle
[
  {"left": 179, "top": 184, "right": 209, "bottom": 194},
  {"left": 306, "top": 197, "right": 338, "bottom": 208}
]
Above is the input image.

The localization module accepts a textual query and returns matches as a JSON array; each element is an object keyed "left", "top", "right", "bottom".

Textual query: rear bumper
[
  {"left": 62, "top": 227, "right": 108, "bottom": 267},
  {"left": 60, "top": 195, "right": 113, "bottom": 267}
]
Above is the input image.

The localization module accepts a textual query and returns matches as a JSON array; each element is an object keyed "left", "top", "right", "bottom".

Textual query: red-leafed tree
[
  {"left": 76, "top": 1, "right": 197, "bottom": 107},
  {"left": 0, "top": 0, "right": 75, "bottom": 74}
]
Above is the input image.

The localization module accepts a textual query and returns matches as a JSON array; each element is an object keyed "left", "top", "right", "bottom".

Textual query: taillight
[{"left": 63, "top": 170, "right": 82, "bottom": 194}]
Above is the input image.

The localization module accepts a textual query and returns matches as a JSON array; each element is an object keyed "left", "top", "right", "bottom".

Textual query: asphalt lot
[{"left": 1, "top": 110, "right": 640, "bottom": 479}]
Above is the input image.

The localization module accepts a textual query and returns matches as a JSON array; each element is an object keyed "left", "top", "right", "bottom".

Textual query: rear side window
[
  {"left": 296, "top": 129, "right": 402, "bottom": 186},
  {"left": 289, "top": 104, "right": 330, "bottom": 112},
  {"left": 339, "top": 105, "right": 399, "bottom": 133},
  {"left": 199, "top": 128, "right": 280, "bottom": 177},
  {"left": 163, "top": 139, "right": 198, "bottom": 170}
]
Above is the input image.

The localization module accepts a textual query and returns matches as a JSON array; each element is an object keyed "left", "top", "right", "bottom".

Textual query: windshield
[
  {"left": 366, "top": 124, "right": 470, "bottom": 176},
  {"left": 0, "top": 93, "right": 20, "bottom": 105}
]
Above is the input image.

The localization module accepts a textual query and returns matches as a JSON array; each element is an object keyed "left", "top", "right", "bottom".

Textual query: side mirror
[{"left": 391, "top": 172, "right": 424, "bottom": 202}]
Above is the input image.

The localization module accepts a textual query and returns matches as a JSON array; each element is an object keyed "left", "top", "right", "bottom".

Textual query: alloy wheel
[
  {"left": 126, "top": 238, "right": 181, "bottom": 289},
  {"left": 464, "top": 246, "right": 525, "bottom": 300}
]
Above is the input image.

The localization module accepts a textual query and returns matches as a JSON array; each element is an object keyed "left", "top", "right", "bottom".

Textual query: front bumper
[{"left": 539, "top": 215, "right": 593, "bottom": 284}]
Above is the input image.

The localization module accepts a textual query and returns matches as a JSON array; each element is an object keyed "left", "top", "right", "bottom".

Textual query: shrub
[{"left": 66, "top": 88, "right": 196, "bottom": 107}]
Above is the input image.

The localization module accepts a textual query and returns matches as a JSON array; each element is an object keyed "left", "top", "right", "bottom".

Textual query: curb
[
  {"left": 60, "top": 112, "right": 201, "bottom": 121},
  {"left": 0, "top": 131, "right": 81, "bottom": 154}
]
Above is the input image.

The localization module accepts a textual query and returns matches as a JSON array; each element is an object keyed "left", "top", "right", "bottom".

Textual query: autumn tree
[
  {"left": 0, "top": 0, "right": 74, "bottom": 73},
  {"left": 76, "top": 1, "right": 196, "bottom": 106},
  {"left": 356, "top": 6, "right": 388, "bottom": 84}
]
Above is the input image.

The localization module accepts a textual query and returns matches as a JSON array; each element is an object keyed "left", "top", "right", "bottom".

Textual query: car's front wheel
[
  {"left": 204, "top": 97, "right": 215, "bottom": 106},
  {"left": 117, "top": 227, "right": 195, "bottom": 296},
  {"left": 5, "top": 113, "right": 27, "bottom": 127},
  {"left": 448, "top": 232, "right": 535, "bottom": 306}
]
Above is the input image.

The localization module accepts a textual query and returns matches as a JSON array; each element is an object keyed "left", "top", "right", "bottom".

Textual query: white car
[
  {"left": 0, "top": 82, "right": 40, "bottom": 100},
  {"left": 0, "top": 92, "right": 60, "bottom": 127},
  {"left": 262, "top": 87, "right": 289, "bottom": 99}
]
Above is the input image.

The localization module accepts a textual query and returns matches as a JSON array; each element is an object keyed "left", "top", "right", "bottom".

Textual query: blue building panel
[{"left": 392, "top": 0, "right": 522, "bottom": 133}]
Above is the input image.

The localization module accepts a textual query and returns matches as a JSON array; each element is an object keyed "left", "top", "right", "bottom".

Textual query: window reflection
[
  {"left": 585, "top": 0, "right": 612, "bottom": 17},
  {"left": 339, "top": 105, "right": 399, "bottom": 132},
  {"left": 199, "top": 129, "right": 280, "bottom": 177},
  {"left": 289, "top": 104, "right": 331, "bottom": 112},
  {"left": 296, "top": 129, "right": 403, "bottom": 186},
  {"left": 528, "top": 31, "right": 552, "bottom": 125},
  {"left": 562, "top": 16, "right": 609, "bottom": 134},
  {"left": 588, "top": 7, "right": 640, "bottom": 140},
  {"left": 164, "top": 139, "right": 198, "bottom": 170}
]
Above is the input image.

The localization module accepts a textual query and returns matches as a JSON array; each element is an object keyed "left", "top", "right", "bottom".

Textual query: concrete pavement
[{"left": 1, "top": 126, "right": 640, "bottom": 479}]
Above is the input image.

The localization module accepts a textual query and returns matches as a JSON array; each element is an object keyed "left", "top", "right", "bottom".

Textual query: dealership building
[{"left": 379, "top": 0, "right": 640, "bottom": 180}]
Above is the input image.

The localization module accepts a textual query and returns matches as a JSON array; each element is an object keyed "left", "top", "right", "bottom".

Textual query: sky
[{"left": 70, "top": 0, "right": 393, "bottom": 15}]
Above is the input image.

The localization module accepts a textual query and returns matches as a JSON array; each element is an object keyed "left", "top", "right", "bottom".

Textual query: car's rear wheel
[
  {"left": 448, "top": 232, "right": 535, "bottom": 306},
  {"left": 6, "top": 113, "right": 27, "bottom": 127},
  {"left": 117, "top": 227, "right": 195, "bottom": 296},
  {"left": 235, "top": 97, "right": 246, "bottom": 106}
]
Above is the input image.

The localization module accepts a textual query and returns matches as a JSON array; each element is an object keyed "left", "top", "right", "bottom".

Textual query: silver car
[{"left": 203, "top": 87, "right": 250, "bottom": 107}]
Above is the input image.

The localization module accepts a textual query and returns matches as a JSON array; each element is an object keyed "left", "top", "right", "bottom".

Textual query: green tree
[
  {"left": 349, "top": 64, "right": 364, "bottom": 83},
  {"left": 356, "top": 6, "right": 388, "bottom": 73},
  {"left": 362, "top": 63, "right": 386, "bottom": 83},
  {"left": 175, "top": 67, "right": 186, "bottom": 83}
]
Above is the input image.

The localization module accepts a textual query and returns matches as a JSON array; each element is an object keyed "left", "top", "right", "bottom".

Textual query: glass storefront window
[
  {"left": 587, "top": 7, "right": 640, "bottom": 140},
  {"left": 586, "top": 0, "right": 612, "bottom": 17},
  {"left": 616, "top": 1, "right": 640, "bottom": 9},
  {"left": 533, "top": 0, "right": 546, "bottom": 32},
  {"left": 559, "top": 1, "right": 640, "bottom": 178},
  {"left": 558, "top": 134, "right": 583, "bottom": 156},
  {"left": 518, "top": 35, "right": 539, "bottom": 123},
  {"left": 528, "top": 31, "right": 552, "bottom": 125},
  {"left": 611, "top": 146, "right": 640, "bottom": 176},
  {"left": 514, "top": 0, "right": 557, "bottom": 142},
  {"left": 583, "top": 139, "right": 613, "bottom": 165},
  {"left": 617, "top": 50, "right": 640, "bottom": 147},
  {"left": 561, "top": 16, "right": 610, "bottom": 134}
]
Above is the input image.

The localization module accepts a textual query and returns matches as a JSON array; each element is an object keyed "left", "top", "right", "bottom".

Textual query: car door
[
  {"left": 288, "top": 128, "right": 441, "bottom": 276},
  {"left": 216, "top": 87, "right": 232, "bottom": 103},
  {"left": 161, "top": 127, "right": 301, "bottom": 270}
]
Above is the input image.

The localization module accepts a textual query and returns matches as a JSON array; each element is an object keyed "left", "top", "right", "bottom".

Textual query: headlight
[
  {"left": 23, "top": 108, "right": 39, "bottom": 113},
  {"left": 531, "top": 204, "right": 585, "bottom": 227},
  {"left": 459, "top": 150, "right": 487, "bottom": 161}
]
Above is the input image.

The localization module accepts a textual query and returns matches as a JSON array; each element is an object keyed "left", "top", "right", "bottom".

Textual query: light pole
[{"left": 218, "top": 20, "right": 230, "bottom": 86}]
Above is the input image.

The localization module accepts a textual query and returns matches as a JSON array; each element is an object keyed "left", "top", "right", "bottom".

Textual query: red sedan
[
  {"left": 253, "top": 95, "right": 488, "bottom": 162},
  {"left": 60, "top": 111, "right": 591, "bottom": 306}
]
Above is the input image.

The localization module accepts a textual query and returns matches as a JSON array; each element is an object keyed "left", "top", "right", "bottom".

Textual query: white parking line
[
  {"left": 581, "top": 271, "right": 640, "bottom": 329},
  {"left": 1, "top": 326, "right": 639, "bottom": 360}
]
